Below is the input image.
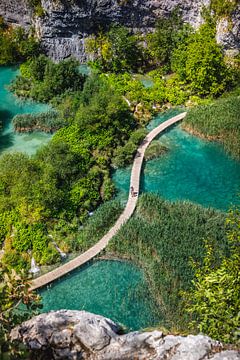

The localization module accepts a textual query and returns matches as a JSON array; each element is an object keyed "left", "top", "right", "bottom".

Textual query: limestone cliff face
[
  {"left": 0, "top": 0, "right": 32, "bottom": 28},
  {"left": 0, "top": 0, "right": 239, "bottom": 61},
  {"left": 35, "top": 0, "right": 209, "bottom": 61},
  {"left": 216, "top": 5, "right": 240, "bottom": 52},
  {"left": 11, "top": 310, "right": 240, "bottom": 360}
]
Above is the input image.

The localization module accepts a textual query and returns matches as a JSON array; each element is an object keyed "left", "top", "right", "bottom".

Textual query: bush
[
  {"left": 171, "top": 23, "right": 232, "bottom": 96},
  {"left": 146, "top": 9, "right": 192, "bottom": 70},
  {"left": 0, "top": 18, "right": 40, "bottom": 65},
  {"left": 185, "top": 209, "right": 240, "bottom": 344},
  {"left": 11, "top": 56, "right": 86, "bottom": 102},
  {"left": 112, "top": 128, "right": 147, "bottom": 168},
  {"left": 86, "top": 25, "right": 144, "bottom": 73},
  {"left": 210, "top": 0, "right": 238, "bottom": 18}
]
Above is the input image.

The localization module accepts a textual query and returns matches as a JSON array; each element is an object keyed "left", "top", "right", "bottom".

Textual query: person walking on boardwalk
[{"left": 131, "top": 186, "right": 134, "bottom": 196}]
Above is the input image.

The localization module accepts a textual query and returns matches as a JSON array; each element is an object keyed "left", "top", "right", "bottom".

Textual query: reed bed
[
  {"left": 183, "top": 95, "right": 240, "bottom": 159},
  {"left": 74, "top": 200, "right": 123, "bottom": 251},
  {"left": 107, "top": 193, "right": 227, "bottom": 329},
  {"left": 12, "top": 111, "right": 64, "bottom": 133}
]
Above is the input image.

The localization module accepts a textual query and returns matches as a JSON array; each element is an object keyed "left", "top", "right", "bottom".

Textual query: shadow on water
[
  {"left": 0, "top": 109, "right": 15, "bottom": 153},
  {"left": 0, "top": 108, "right": 12, "bottom": 126},
  {"left": 0, "top": 132, "right": 15, "bottom": 153}
]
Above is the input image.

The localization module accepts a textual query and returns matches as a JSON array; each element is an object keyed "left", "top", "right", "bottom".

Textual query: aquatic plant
[
  {"left": 107, "top": 193, "right": 227, "bottom": 329},
  {"left": 183, "top": 95, "right": 240, "bottom": 159},
  {"left": 75, "top": 200, "right": 123, "bottom": 252},
  {"left": 12, "top": 111, "right": 65, "bottom": 133},
  {"left": 144, "top": 140, "right": 168, "bottom": 161}
]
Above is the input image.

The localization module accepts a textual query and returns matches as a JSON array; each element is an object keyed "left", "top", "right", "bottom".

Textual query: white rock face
[
  {"left": 0, "top": 0, "right": 239, "bottom": 61},
  {"left": 11, "top": 310, "right": 240, "bottom": 360}
]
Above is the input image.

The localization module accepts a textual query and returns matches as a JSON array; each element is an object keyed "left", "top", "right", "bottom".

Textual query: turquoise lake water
[
  {"left": 40, "top": 260, "right": 161, "bottom": 330},
  {"left": 113, "top": 109, "right": 240, "bottom": 211},
  {"left": 2, "top": 66, "right": 239, "bottom": 330},
  {"left": 0, "top": 66, "right": 51, "bottom": 155}
]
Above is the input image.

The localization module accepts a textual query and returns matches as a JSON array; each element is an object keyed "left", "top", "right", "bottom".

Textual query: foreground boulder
[{"left": 11, "top": 310, "right": 240, "bottom": 360}]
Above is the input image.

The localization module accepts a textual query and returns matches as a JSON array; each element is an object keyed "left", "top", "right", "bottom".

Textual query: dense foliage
[
  {"left": 27, "top": 0, "right": 45, "bottom": 16},
  {"left": 0, "top": 264, "right": 41, "bottom": 358},
  {"left": 10, "top": 55, "right": 86, "bottom": 102},
  {"left": 146, "top": 9, "right": 192, "bottom": 71},
  {"left": 106, "top": 193, "right": 227, "bottom": 329},
  {"left": 0, "top": 17, "right": 39, "bottom": 65},
  {"left": 183, "top": 95, "right": 240, "bottom": 159},
  {"left": 112, "top": 128, "right": 147, "bottom": 168},
  {"left": 85, "top": 14, "right": 237, "bottom": 100},
  {"left": 86, "top": 25, "right": 144, "bottom": 73},
  {"left": 0, "top": 69, "right": 139, "bottom": 271},
  {"left": 185, "top": 209, "right": 240, "bottom": 344},
  {"left": 210, "top": 0, "right": 238, "bottom": 18},
  {"left": 171, "top": 22, "right": 233, "bottom": 96}
]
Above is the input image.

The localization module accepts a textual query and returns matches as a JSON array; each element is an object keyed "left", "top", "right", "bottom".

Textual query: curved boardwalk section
[{"left": 31, "top": 112, "right": 186, "bottom": 290}]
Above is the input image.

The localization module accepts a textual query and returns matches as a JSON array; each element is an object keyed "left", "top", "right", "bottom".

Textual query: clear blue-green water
[
  {"left": 134, "top": 74, "right": 154, "bottom": 88},
  {"left": 3, "top": 64, "right": 238, "bottom": 329},
  {"left": 113, "top": 109, "right": 240, "bottom": 211},
  {"left": 78, "top": 64, "right": 91, "bottom": 76},
  {"left": 40, "top": 260, "right": 161, "bottom": 330},
  {"left": 0, "top": 66, "right": 52, "bottom": 155}
]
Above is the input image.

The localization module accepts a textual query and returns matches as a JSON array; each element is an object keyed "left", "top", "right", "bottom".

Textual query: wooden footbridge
[{"left": 31, "top": 112, "right": 186, "bottom": 290}]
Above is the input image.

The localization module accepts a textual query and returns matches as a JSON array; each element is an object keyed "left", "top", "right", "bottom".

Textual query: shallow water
[
  {"left": 40, "top": 260, "right": 161, "bottom": 330},
  {"left": 113, "top": 110, "right": 240, "bottom": 211},
  {"left": 0, "top": 66, "right": 52, "bottom": 155}
]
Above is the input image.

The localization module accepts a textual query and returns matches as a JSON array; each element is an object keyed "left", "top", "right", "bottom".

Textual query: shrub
[
  {"left": 184, "top": 209, "right": 240, "bottom": 344},
  {"left": 171, "top": 23, "right": 232, "bottom": 96}
]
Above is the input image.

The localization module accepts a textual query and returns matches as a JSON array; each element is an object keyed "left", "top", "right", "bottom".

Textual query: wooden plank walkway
[{"left": 31, "top": 112, "right": 186, "bottom": 290}]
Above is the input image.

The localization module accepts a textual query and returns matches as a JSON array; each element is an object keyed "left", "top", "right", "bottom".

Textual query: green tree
[
  {"left": 147, "top": 9, "right": 191, "bottom": 70},
  {"left": 12, "top": 57, "right": 86, "bottom": 102},
  {"left": 185, "top": 209, "right": 240, "bottom": 344},
  {"left": 0, "top": 18, "right": 39, "bottom": 65},
  {"left": 171, "top": 23, "right": 231, "bottom": 96},
  {"left": 86, "top": 25, "right": 144, "bottom": 73},
  {"left": 0, "top": 265, "right": 41, "bottom": 358}
]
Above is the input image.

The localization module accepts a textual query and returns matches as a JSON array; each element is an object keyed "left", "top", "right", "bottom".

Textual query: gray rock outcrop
[
  {"left": 11, "top": 310, "right": 240, "bottom": 360},
  {"left": 0, "top": 0, "right": 239, "bottom": 61}
]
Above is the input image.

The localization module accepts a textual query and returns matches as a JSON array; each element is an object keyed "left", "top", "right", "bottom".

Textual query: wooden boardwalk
[{"left": 31, "top": 112, "right": 186, "bottom": 290}]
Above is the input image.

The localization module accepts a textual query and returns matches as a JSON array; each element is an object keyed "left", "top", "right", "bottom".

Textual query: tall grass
[
  {"left": 56, "top": 193, "right": 227, "bottom": 331},
  {"left": 67, "top": 200, "right": 123, "bottom": 252},
  {"left": 107, "top": 193, "right": 227, "bottom": 329},
  {"left": 183, "top": 95, "right": 240, "bottom": 159},
  {"left": 12, "top": 111, "right": 65, "bottom": 133}
]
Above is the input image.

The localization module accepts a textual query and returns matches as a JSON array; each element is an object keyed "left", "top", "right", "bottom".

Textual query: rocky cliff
[
  {"left": 11, "top": 310, "right": 240, "bottom": 360},
  {"left": 0, "top": 0, "right": 239, "bottom": 61}
]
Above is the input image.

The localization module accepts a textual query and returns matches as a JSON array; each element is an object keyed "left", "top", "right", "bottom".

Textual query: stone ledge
[{"left": 11, "top": 310, "right": 240, "bottom": 360}]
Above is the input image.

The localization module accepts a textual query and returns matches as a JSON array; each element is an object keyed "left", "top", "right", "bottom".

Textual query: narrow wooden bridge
[{"left": 31, "top": 112, "right": 186, "bottom": 290}]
